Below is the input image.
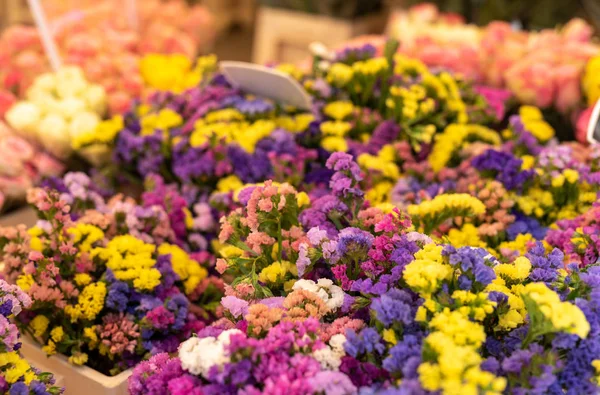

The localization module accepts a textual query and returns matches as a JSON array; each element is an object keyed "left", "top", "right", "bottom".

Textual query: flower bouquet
[
  {"left": 0, "top": 183, "right": 215, "bottom": 378},
  {"left": 128, "top": 153, "right": 600, "bottom": 394},
  {"left": 5, "top": 66, "right": 107, "bottom": 160},
  {"left": 0, "top": 279, "right": 63, "bottom": 394}
]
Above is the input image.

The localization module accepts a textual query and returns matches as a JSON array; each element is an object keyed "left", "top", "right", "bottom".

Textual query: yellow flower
[
  {"left": 30, "top": 315, "right": 49, "bottom": 338},
  {"left": 592, "top": 360, "right": 600, "bottom": 385},
  {"left": 64, "top": 282, "right": 107, "bottom": 322},
  {"left": 563, "top": 169, "right": 579, "bottom": 184},
  {"left": 158, "top": 243, "right": 207, "bottom": 294},
  {"left": 16, "top": 274, "right": 34, "bottom": 292},
  {"left": 494, "top": 257, "right": 532, "bottom": 282},
  {"left": 297, "top": 191, "right": 310, "bottom": 207},
  {"left": 447, "top": 224, "right": 485, "bottom": 248},
  {"left": 323, "top": 101, "right": 354, "bottom": 120},
  {"left": 519, "top": 105, "right": 543, "bottom": 121},
  {"left": 521, "top": 155, "right": 535, "bottom": 170},
  {"left": 327, "top": 63, "right": 353, "bottom": 87},
  {"left": 42, "top": 340, "right": 56, "bottom": 356},
  {"left": 258, "top": 261, "right": 297, "bottom": 284},
  {"left": 0, "top": 352, "right": 31, "bottom": 383},
  {"left": 320, "top": 121, "right": 352, "bottom": 137},
  {"left": 408, "top": 194, "right": 486, "bottom": 223},
  {"left": 68, "top": 352, "right": 89, "bottom": 366},
  {"left": 321, "top": 136, "right": 348, "bottom": 152},
  {"left": 72, "top": 115, "right": 124, "bottom": 149},
  {"left": 276, "top": 64, "right": 303, "bottom": 80},
  {"left": 404, "top": 258, "right": 453, "bottom": 296},
  {"left": 352, "top": 57, "right": 389, "bottom": 76},
  {"left": 68, "top": 223, "right": 104, "bottom": 253},
  {"left": 50, "top": 326, "right": 64, "bottom": 342},
  {"left": 217, "top": 175, "right": 244, "bottom": 193},
  {"left": 583, "top": 55, "right": 600, "bottom": 105},
  {"left": 382, "top": 328, "right": 398, "bottom": 345},
  {"left": 74, "top": 273, "right": 92, "bottom": 286},
  {"left": 219, "top": 245, "right": 244, "bottom": 258},
  {"left": 521, "top": 282, "right": 590, "bottom": 338},
  {"left": 429, "top": 124, "right": 501, "bottom": 172},
  {"left": 84, "top": 327, "right": 99, "bottom": 349}
]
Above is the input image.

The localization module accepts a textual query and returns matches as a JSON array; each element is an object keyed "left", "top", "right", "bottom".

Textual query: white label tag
[
  {"left": 220, "top": 61, "right": 312, "bottom": 110},
  {"left": 587, "top": 99, "right": 600, "bottom": 144}
]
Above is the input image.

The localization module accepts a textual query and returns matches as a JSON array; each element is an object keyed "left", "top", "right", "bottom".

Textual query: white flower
[
  {"left": 55, "top": 67, "right": 88, "bottom": 98},
  {"left": 57, "top": 98, "right": 87, "bottom": 120},
  {"left": 5, "top": 102, "right": 41, "bottom": 139},
  {"left": 83, "top": 84, "right": 107, "bottom": 115},
  {"left": 178, "top": 329, "right": 241, "bottom": 378},
  {"left": 292, "top": 278, "right": 345, "bottom": 312},
  {"left": 29, "top": 73, "right": 56, "bottom": 93},
  {"left": 38, "top": 114, "right": 71, "bottom": 159},
  {"left": 69, "top": 111, "right": 100, "bottom": 139},
  {"left": 312, "top": 334, "right": 347, "bottom": 370}
]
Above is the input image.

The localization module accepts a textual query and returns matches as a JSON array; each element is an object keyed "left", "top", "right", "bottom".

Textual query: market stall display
[{"left": 0, "top": 3, "right": 599, "bottom": 394}]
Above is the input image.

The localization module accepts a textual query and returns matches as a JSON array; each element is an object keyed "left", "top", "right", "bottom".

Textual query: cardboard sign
[
  {"left": 587, "top": 99, "right": 600, "bottom": 144},
  {"left": 220, "top": 61, "right": 312, "bottom": 110}
]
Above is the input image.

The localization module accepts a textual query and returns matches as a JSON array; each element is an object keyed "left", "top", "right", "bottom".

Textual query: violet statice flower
[
  {"left": 310, "top": 371, "right": 357, "bottom": 395},
  {"left": 506, "top": 213, "right": 548, "bottom": 240},
  {"left": 370, "top": 288, "right": 415, "bottom": 327},
  {"left": 525, "top": 242, "right": 563, "bottom": 285},
  {"left": 334, "top": 227, "right": 374, "bottom": 264},
  {"left": 334, "top": 43, "right": 377, "bottom": 64},
  {"left": 382, "top": 334, "right": 423, "bottom": 379},
  {"left": 344, "top": 328, "right": 385, "bottom": 358},
  {"left": 508, "top": 115, "right": 543, "bottom": 155},
  {"left": 472, "top": 149, "right": 535, "bottom": 191},
  {"left": 442, "top": 245, "right": 496, "bottom": 289},
  {"left": 227, "top": 145, "right": 272, "bottom": 183}
]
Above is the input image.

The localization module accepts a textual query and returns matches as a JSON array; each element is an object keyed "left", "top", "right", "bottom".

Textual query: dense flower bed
[
  {"left": 127, "top": 153, "right": 600, "bottom": 394},
  {"left": 0, "top": 32, "right": 599, "bottom": 394}
]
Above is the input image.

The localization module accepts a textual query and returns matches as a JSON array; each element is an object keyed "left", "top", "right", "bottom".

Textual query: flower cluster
[
  {"left": 0, "top": 0, "right": 215, "bottom": 114},
  {"left": 130, "top": 154, "right": 600, "bottom": 394},
  {"left": 5, "top": 67, "right": 107, "bottom": 159},
  {"left": 387, "top": 3, "right": 598, "bottom": 114},
  {"left": 0, "top": 279, "right": 63, "bottom": 394},
  {"left": 0, "top": 185, "right": 209, "bottom": 376}
]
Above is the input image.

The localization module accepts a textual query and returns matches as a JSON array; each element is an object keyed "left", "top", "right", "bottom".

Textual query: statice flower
[{"left": 472, "top": 149, "right": 535, "bottom": 191}]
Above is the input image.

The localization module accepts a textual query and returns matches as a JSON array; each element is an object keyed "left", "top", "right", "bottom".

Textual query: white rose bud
[
  {"left": 38, "top": 114, "right": 71, "bottom": 159},
  {"left": 57, "top": 97, "right": 87, "bottom": 120},
  {"left": 84, "top": 84, "right": 107, "bottom": 115},
  {"left": 5, "top": 101, "right": 41, "bottom": 139},
  {"left": 69, "top": 111, "right": 100, "bottom": 139},
  {"left": 55, "top": 66, "right": 87, "bottom": 98}
]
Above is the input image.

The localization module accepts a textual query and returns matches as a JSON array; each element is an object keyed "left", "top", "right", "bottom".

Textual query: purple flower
[
  {"left": 220, "top": 296, "right": 249, "bottom": 318},
  {"left": 472, "top": 149, "right": 535, "bottom": 191},
  {"left": 371, "top": 289, "right": 415, "bottom": 327}
]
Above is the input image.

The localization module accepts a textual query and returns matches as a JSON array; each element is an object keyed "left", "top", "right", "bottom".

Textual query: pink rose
[{"left": 553, "top": 64, "right": 583, "bottom": 114}]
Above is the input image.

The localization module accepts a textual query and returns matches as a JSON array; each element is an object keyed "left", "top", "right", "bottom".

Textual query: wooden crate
[{"left": 252, "top": 6, "right": 385, "bottom": 65}]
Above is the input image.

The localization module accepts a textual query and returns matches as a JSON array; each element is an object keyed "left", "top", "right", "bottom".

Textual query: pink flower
[
  {"left": 245, "top": 231, "right": 276, "bottom": 254},
  {"left": 146, "top": 306, "right": 175, "bottom": 330}
]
